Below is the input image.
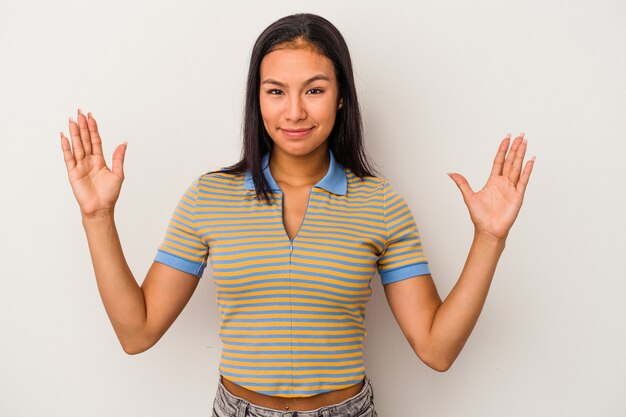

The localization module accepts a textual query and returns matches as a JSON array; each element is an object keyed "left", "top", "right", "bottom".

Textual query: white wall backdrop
[{"left": 1, "top": 0, "right": 624, "bottom": 416}]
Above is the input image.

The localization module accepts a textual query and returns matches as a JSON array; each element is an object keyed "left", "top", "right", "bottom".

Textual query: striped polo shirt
[{"left": 155, "top": 149, "right": 430, "bottom": 397}]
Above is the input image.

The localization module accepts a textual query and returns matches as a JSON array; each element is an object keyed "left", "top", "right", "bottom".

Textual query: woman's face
[{"left": 259, "top": 47, "right": 341, "bottom": 159}]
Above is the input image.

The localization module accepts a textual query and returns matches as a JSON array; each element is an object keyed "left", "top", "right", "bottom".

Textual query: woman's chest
[
  {"left": 199, "top": 188, "right": 387, "bottom": 286},
  {"left": 280, "top": 185, "right": 312, "bottom": 241}
]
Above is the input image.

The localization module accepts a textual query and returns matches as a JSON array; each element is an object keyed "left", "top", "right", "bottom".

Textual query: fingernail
[
  {"left": 87, "top": 112, "right": 92, "bottom": 119},
  {"left": 78, "top": 108, "right": 84, "bottom": 115},
  {"left": 69, "top": 116, "right": 75, "bottom": 123},
  {"left": 505, "top": 133, "right": 511, "bottom": 139},
  {"left": 520, "top": 132, "right": 525, "bottom": 138}
]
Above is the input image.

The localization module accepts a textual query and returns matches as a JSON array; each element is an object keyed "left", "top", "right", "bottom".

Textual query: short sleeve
[
  {"left": 154, "top": 178, "right": 208, "bottom": 278},
  {"left": 377, "top": 181, "right": 431, "bottom": 285}
]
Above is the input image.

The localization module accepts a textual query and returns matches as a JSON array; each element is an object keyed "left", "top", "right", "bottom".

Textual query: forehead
[{"left": 260, "top": 48, "right": 336, "bottom": 82}]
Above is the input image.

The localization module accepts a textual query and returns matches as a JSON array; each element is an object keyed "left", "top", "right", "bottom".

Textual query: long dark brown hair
[{"left": 218, "top": 13, "right": 378, "bottom": 204}]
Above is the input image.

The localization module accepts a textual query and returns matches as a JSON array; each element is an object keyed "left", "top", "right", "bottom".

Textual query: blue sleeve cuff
[
  {"left": 154, "top": 250, "right": 206, "bottom": 278},
  {"left": 380, "top": 263, "right": 431, "bottom": 285}
]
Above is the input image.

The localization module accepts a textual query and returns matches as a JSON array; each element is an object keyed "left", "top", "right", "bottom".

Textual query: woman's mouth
[{"left": 281, "top": 127, "right": 313, "bottom": 138}]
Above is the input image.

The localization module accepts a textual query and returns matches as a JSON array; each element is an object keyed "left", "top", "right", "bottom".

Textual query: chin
[{"left": 273, "top": 141, "right": 327, "bottom": 157}]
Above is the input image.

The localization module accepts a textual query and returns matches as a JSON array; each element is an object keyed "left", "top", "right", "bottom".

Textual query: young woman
[{"left": 60, "top": 13, "right": 534, "bottom": 417}]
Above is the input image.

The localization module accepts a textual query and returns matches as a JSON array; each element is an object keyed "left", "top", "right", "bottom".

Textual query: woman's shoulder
[
  {"left": 345, "top": 169, "right": 388, "bottom": 189},
  {"left": 192, "top": 168, "right": 247, "bottom": 192},
  {"left": 343, "top": 169, "right": 390, "bottom": 198},
  {"left": 200, "top": 168, "right": 245, "bottom": 180}
]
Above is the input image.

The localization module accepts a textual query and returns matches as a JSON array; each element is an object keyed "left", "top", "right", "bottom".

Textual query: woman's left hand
[{"left": 448, "top": 133, "right": 535, "bottom": 242}]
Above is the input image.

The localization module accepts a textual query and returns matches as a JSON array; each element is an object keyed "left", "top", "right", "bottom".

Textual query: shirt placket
[{"left": 274, "top": 191, "right": 295, "bottom": 393}]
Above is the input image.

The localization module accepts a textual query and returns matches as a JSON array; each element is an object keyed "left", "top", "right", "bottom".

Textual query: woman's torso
[{"left": 155, "top": 151, "right": 429, "bottom": 396}]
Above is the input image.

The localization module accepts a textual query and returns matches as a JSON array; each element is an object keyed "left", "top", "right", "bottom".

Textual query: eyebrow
[{"left": 261, "top": 74, "right": 331, "bottom": 88}]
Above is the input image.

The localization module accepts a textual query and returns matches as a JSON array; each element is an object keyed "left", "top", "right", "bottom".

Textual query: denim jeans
[{"left": 211, "top": 376, "right": 378, "bottom": 417}]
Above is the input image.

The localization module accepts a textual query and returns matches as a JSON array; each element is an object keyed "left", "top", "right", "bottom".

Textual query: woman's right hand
[{"left": 61, "top": 109, "right": 128, "bottom": 219}]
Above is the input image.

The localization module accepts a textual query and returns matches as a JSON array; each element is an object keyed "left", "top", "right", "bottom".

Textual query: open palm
[
  {"left": 448, "top": 134, "right": 535, "bottom": 241},
  {"left": 60, "top": 110, "right": 128, "bottom": 218}
]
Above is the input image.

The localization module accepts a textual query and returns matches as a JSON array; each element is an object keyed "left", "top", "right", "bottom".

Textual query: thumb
[
  {"left": 447, "top": 172, "right": 473, "bottom": 203},
  {"left": 111, "top": 142, "right": 128, "bottom": 179}
]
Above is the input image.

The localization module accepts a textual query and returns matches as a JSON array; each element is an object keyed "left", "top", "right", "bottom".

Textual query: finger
[
  {"left": 502, "top": 134, "right": 524, "bottom": 178},
  {"left": 60, "top": 132, "right": 76, "bottom": 171},
  {"left": 490, "top": 134, "right": 511, "bottom": 177},
  {"left": 68, "top": 116, "right": 84, "bottom": 160},
  {"left": 111, "top": 142, "right": 128, "bottom": 179},
  {"left": 87, "top": 112, "right": 104, "bottom": 156},
  {"left": 508, "top": 136, "right": 528, "bottom": 185},
  {"left": 77, "top": 109, "right": 92, "bottom": 156},
  {"left": 516, "top": 156, "right": 536, "bottom": 195},
  {"left": 447, "top": 172, "right": 474, "bottom": 203}
]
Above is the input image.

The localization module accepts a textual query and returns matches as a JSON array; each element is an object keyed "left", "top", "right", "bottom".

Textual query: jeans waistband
[{"left": 213, "top": 376, "right": 374, "bottom": 417}]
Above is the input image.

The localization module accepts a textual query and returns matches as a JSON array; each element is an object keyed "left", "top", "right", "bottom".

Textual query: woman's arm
[
  {"left": 62, "top": 110, "right": 199, "bottom": 354},
  {"left": 384, "top": 233, "right": 504, "bottom": 371},
  {"left": 81, "top": 214, "right": 199, "bottom": 354},
  {"left": 384, "top": 133, "right": 535, "bottom": 371}
]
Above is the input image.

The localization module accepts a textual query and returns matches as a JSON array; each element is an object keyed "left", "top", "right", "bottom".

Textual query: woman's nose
[{"left": 286, "top": 96, "right": 306, "bottom": 121}]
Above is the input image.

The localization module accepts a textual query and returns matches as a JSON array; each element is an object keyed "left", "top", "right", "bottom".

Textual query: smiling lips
[{"left": 281, "top": 127, "right": 313, "bottom": 138}]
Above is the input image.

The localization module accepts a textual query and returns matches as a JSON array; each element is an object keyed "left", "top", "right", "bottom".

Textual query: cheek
[
  {"left": 309, "top": 100, "right": 336, "bottom": 121},
  {"left": 259, "top": 99, "right": 278, "bottom": 124},
  {"left": 317, "top": 104, "right": 338, "bottom": 127}
]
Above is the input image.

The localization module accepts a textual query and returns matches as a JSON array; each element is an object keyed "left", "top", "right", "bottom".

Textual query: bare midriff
[{"left": 221, "top": 375, "right": 365, "bottom": 411}]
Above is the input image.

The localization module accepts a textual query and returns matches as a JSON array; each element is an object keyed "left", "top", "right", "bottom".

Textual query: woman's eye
[{"left": 265, "top": 88, "right": 323, "bottom": 95}]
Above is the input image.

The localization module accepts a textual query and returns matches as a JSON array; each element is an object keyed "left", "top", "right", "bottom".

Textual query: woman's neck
[{"left": 269, "top": 146, "right": 330, "bottom": 188}]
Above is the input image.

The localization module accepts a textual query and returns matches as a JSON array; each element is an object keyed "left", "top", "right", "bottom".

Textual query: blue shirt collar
[{"left": 244, "top": 149, "right": 347, "bottom": 196}]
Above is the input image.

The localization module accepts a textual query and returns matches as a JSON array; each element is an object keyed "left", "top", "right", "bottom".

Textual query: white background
[{"left": 1, "top": 0, "right": 624, "bottom": 416}]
